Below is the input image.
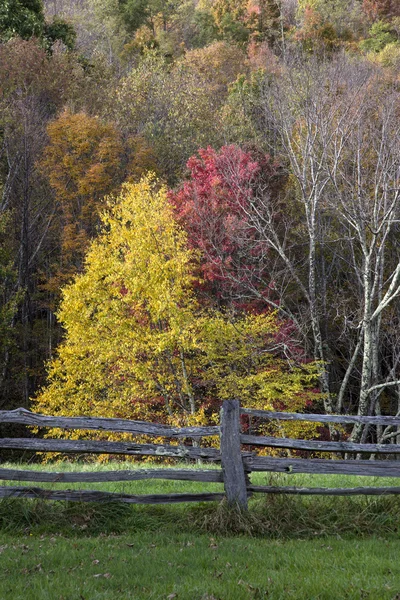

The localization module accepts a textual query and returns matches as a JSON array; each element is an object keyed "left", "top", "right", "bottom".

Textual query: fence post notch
[{"left": 220, "top": 399, "right": 248, "bottom": 510}]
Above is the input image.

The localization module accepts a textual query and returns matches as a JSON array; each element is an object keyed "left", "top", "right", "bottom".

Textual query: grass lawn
[{"left": 1, "top": 463, "right": 400, "bottom": 599}]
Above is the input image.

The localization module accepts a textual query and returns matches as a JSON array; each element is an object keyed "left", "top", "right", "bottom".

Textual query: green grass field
[{"left": 1, "top": 463, "right": 400, "bottom": 599}]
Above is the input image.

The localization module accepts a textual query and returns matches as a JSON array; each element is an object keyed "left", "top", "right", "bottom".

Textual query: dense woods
[{"left": 1, "top": 0, "right": 400, "bottom": 443}]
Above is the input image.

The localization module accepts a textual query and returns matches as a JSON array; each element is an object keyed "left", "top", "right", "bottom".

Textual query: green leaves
[
  {"left": 0, "top": 0, "right": 44, "bottom": 41},
  {"left": 0, "top": 0, "right": 76, "bottom": 50}
]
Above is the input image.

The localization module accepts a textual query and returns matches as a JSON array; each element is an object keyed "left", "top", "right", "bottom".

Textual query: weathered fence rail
[
  {"left": 241, "top": 408, "right": 400, "bottom": 426},
  {"left": 0, "top": 438, "right": 220, "bottom": 460},
  {"left": 0, "top": 408, "right": 219, "bottom": 438},
  {"left": 2, "top": 401, "right": 400, "bottom": 509},
  {"left": 0, "top": 467, "right": 224, "bottom": 483}
]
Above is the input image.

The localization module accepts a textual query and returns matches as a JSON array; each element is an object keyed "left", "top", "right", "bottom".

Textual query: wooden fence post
[{"left": 220, "top": 399, "right": 248, "bottom": 510}]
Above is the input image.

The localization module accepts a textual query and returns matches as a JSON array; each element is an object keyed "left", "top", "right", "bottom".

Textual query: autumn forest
[{"left": 1, "top": 0, "right": 400, "bottom": 444}]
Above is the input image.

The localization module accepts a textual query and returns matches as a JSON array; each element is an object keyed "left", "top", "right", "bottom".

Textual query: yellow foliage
[
  {"left": 34, "top": 175, "right": 321, "bottom": 449},
  {"left": 41, "top": 109, "right": 124, "bottom": 207}
]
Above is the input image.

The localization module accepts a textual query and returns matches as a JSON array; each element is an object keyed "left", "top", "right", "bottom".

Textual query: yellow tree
[{"left": 34, "top": 175, "right": 319, "bottom": 438}]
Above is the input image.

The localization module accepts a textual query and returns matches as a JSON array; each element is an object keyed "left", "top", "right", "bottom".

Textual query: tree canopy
[
  {"left": 34, "top": 175, "right": 319, "bottom": 431},
  {"left": 0, "top": 0, "right": 76, "bottom": 48},
  {"left": 0, "top": 0, "right": 45, "bottom": 42}
]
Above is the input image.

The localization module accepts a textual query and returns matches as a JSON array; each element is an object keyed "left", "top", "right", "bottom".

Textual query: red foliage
[{"left": 169, "top": 145, "right": 282, "bottom": 310}]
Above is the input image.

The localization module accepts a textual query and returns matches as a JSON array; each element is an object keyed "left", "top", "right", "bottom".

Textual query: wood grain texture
[
  {"left": 0, "top": 438, "right": 220, "bottom": 460},
  {"left": 0, "top": 468, "right": 224, "bottom": 483},
  {"left": 244, "top": 455, "right": 400, "bottom": 477},
  {"left": 0, "top": 486, "right": 225, "bottom": 503},
  {"left": 241, "top": 434, "right": 400, "bottom": 454},
  {"left": 0, "top": 408, "right": 219, "bottom": 438},
  {"left": 240, "top": 408, "right": 400, "bottom": 427},
  {"left": 248, "top": 485, "right": 400, "bottom": 495},
  {"left": 220, "top": 400, "right": 248, "bottom": 509}
]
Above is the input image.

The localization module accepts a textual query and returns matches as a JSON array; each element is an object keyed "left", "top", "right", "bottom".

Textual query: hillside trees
[
  {"left": 180, "top": 41, "right": 248, "bottom": 101},
  {"left": 295, "top": 0, "right": 365, "bottom": 45},
  {"left": 43, "top": 0, "right": 129, "bottom": 66},
  {"left": 169, "top": 54, "right": 400, "bottom": 437},
  {"left": 34, "top": 176, "right": 319, "bottom": 430},
  {"left": 113, "top": 54, "right": 224, "bottom": 183},
  {"left": 0, "top": 211, "right": 23, "bottom": 404},
  {"left": 118, "top": 0, "right": 188, "bottom": 38},
  {"left": 0, "top": 33, "right": 236, "bottom": 410},
  {"left": 3, "top": 0, "right": 400, "bottom": 430},
  {"left": 203, "top": 0, "right": 283, "bottom": 46},
  {"left": 210, "top": 0, "right": 251, "bottom": 43},
  {"left": 169, "top": 144, "right": 286, "bottom": 313},
  {"left": 362, "top": 0, "right": 400, "bottom": 22},
  {"left": 41, "top": 0, "right": 395, "bottom": 65},
  {"left": 255, "top": 57, "right": 371, "bottom": 414},
  {"left": 321, "top": 75, "right": 400, "bottom": 440},
  {"left": 0, "top": 40, "right": 81, "bottom": 407},
  {"left": 360, "top": 19, "right": 399, "bottom": 53},
  {"left": 69, "top": 0, "right": 199, "bottom": 62},
  {"left": 0, "top": 0, "right": 45, "bottom": 41}
]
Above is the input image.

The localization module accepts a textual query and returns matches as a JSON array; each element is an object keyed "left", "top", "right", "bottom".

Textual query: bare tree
[
  {"left": 255, "top": 54, "right": 400, "bottom": 437},
  {"left": 326, "top": 77, "right": 400, "bottom": 439}
]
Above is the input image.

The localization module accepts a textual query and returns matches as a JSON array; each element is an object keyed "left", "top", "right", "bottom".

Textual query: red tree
[{"left": 169, "top": 145, "right": 284, "bottom": 311}]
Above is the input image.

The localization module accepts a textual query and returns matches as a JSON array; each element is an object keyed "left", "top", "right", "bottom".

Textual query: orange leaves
[
  {"left": 39, "top": 109, "right": 125, "bottom": 291},
  {"left": 41, "top": 110, "right": 124, "bottom": 204}
]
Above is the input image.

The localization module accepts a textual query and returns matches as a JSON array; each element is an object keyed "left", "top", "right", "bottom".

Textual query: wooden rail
[
  {"left": 240, "top": 406, "right": 400, "bottom": 505},
  {"left": 0, "top": 468, "right": 224, "bottom": 483},
  {"left": 0, "top": 438, "right": 220, "bottom": 460},
  {"left": 0, "top": 408, "right": 219, "bottom": 438},
  {"left": 243, "top": 456, "right": 400, "bottom": 477},
  {"left": 0, "top": 487, "right": 225, "bottom": 503},
  {"left": 241, "top": 434, "right": 400, "bottom": 454},
  {"left": 241, "top": 407, "right": 400, "bottom": 426},
  {"left": 2, "top": 402, "right": 400, "bottom": 508}
]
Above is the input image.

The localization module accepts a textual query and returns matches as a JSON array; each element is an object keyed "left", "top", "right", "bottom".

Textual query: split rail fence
[{"left": 2, "top": 400, "right": 400, "bottom": 509}]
